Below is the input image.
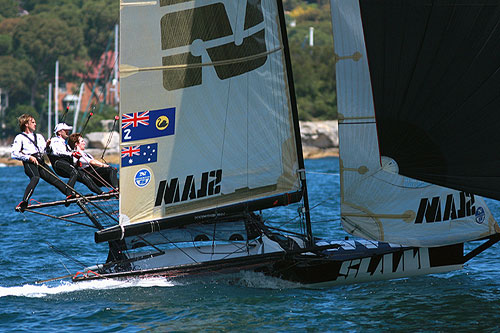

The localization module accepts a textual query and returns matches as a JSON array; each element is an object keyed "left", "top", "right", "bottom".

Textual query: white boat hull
[{"left": 75, "top": 237, "right": 466, "bottom": 286}]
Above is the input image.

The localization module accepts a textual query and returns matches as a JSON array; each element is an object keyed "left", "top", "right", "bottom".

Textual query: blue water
[{"left": 1, "top": 157, "right": 499, "bottom": 331}]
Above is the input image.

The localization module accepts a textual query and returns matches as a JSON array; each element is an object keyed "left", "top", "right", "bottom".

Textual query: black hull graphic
[{"left": 72, "top": 240, "right": 468, "bottom": 287}]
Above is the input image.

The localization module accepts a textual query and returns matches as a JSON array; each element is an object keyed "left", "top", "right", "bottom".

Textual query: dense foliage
[
  {"left": 0, "top": 0, "right": 118, "bottom": 140},
  {"left": 0, "top": 0, "right": 336, "bottom": 141},
  {"left": 285, "top": 0, "right": 337, "bottom": 120}
]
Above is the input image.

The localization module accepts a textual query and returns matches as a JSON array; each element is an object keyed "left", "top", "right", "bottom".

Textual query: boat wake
[
  {"left": 0, "top": 272, "right": 302, "bottom": 298},
  {"left": 233, "top": 271, "right": 303, "bottom": 289},
  {"left": 0, "top": 277, "right": 178, "bottom": 298},
  {"left": 201, "top": 271, "right": 303, "bottom": 289}
]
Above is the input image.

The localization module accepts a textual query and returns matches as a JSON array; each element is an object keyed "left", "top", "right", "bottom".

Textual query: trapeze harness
[{"left": 18, "top": 132, "right": 68, "bottom": 204}]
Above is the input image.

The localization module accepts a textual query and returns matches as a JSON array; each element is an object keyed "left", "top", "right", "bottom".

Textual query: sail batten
[
  {"left": 119, "top": 0, "right": 302, "bottom": 229},
  {"left": 120, "top": 47, "right": 282, "bottom": 75}
]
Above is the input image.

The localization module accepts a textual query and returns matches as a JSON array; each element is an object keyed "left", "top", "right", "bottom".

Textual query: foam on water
[
  {"left": 0, "top": 271, "right": 302, "bottom": 298},
  {"left": 229, "top": 271, "right": 302, "bottom": 289},
  {"left": 0, "top": 277, "right": 178, "bottom": 298},
  {"left": 185, "top": 270, "right": 304, "bottom": 290}
]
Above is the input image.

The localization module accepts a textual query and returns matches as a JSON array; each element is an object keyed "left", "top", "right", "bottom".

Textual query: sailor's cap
[{"left": 54, "top": 123, "right": 73, "bottom": 133}]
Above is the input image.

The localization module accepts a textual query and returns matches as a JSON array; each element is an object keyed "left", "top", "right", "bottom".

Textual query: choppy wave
[
  {"left": 182, "top": 270, "right": 303, "bottom": 290},
  {"left": 0, "top": 277, "right": 178, "bottom": 298},
  {"left": 224, "top": 271, "right": 302, "bottom": 289}
]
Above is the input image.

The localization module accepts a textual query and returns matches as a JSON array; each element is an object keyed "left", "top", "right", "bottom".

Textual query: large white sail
[
  {"left": 330, "top": 0, "right": 499, "bottom": 246},
  {"left": 119, "top": 0, "right": 300, "bottom": 226}
]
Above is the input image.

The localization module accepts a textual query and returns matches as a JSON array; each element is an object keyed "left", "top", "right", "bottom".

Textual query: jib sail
[
  {"left": 97, "top": 0, "right": 303, "bottom": 242},
  {"left": 331, "top": 0, "right": 500, "bottom": 246}
]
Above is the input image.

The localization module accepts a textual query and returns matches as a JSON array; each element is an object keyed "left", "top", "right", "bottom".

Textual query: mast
[
  {"left": 276, "top": 0, "right": 313, "bottom": 245},
  {"left": 48, "top": 83, "right": 52, "bottom": 138},
  {"left": 112, "top": 0, "right": 308, "bottom": 243},
  {"left": 54, "top": 60, "right": 59, "bottom": 125}
]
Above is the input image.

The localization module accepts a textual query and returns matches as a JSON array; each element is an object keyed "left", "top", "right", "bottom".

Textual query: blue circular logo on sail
[
  {"left": 475, "top": 207, "right": 485, "bottom": 224},
  {"left": 134, "top": 169, "right": 151, "bottom": 188}
]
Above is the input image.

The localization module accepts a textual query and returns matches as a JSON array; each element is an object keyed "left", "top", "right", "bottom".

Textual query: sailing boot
[
  {"left": 15, "top": 201, "right": 28, "bottom": 213},
  {"left": 65, "top": 193, "right": 80, "bottom": 207}
]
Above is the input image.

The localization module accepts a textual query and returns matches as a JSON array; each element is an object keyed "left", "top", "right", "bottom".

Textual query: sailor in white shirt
[
  {"left": 68, "top": 133, "right": 118, "bottom": 191},
  {"left": 48, "top": 123, "right": 103, "bottom": 196},
  {"left": 11, "top": 114, "right": 68, "bottom": 212}
]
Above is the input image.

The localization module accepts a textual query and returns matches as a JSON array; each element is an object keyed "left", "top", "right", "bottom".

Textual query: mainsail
[
  {"left": 331, "top": 0, "right": 500, "bottom": 246},
  {"left": 97, "top": 0, "right": 304, "bottom": 242}
]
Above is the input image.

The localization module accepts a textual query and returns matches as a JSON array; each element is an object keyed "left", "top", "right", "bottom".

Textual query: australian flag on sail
[
  {"left": 122, "top": 107, "right": 175, "bottom": 142},
  {"left": 121, "top": 143, "right": 158, "bottom": 167}
]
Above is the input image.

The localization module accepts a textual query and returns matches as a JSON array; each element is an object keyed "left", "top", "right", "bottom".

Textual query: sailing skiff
[{"left": 25, "top": 0, "right": 500, "bottom": 287}]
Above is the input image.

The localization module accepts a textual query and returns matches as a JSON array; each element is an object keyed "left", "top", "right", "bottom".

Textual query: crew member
[
  {"left": 68, "top": 133, "right": 118, "bottom": 191},
  {"left": 11, "top": 114, "right": 68, "bottom": 212},
  {"left": 48, "top": 123, "right": 103, "bottom": 197}
]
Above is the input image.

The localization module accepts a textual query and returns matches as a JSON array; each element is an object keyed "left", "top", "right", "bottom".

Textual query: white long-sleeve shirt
[
  {"left": 11, "top": 132, "right": 46, "bottom": 162},
  {"left": 49, "top": 136, "right": 72, "bottom": 157},
  {"left": 74, "top": 150, "right": 94, "bottom": 168}
]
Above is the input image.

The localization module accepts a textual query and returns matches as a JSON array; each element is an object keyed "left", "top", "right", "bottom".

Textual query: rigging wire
[
  {"left": 23, "top": 208, "right": 97, "bottom": 229},
  {"left": 44, "top": 241, "right": 88, "bottom": 269},
  {"left": 36, "top": 162, "right": 118, "bottom": 223},
  {"left": 79, "top": 112, "right": 94, "bottom": 136},
  {"left": 20, "top": 206, "right": 91, "bottom": 281},
  {"left": 100, "top": 115, "right": 119, "bottom": 161},
  {"left": 78, "top": 162, "right": 117, "bottom": 192},
  {"left": 155, "top": 232, "right": 200, "bottom": 264},
  {"left": 58, "top": 259, "right": 71, "bottom": 275},
  {"left": 78, "top": 29, "right": 118, "bottom": 131}
]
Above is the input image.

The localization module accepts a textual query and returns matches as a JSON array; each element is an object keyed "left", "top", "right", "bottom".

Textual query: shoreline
[{"left": 0, "top": 147, "right": 339, "bottom": 166}]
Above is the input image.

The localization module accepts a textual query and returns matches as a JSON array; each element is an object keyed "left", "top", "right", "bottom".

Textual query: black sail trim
[{"left": 359, "top": 0, "right": 500, "bottom": 201}]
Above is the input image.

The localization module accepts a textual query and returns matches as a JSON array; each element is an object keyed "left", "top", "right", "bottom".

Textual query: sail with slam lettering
[
  {"left": 102, "top": 0, "right": 303, "bottom": 241},
  {"left": 331, "top": 0, "right": 500, "bottom": 246},
  {"left": 20, "top": 0, "right": 500, "bottom": 287}
]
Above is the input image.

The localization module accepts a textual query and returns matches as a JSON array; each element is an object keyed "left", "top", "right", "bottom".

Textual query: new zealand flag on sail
[
  {"left": 122, "top": 107, "right": 175, "bottom": 142},
  {"left": 121, "top": 143, "right": 158, "bottom": 167}
]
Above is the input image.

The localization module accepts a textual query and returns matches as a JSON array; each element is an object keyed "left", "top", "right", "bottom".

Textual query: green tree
[
  {"left": 29, "top": 1, "right": 85, "bottom": 31},
  {"left": 21, "top": 0, "right": 82, "bottom": 13},
  {"left": 0, "top": 17, "right": 21, "bottom": 35},
  {"left": 0, "top": 0, "right": 19, "bottom": 19},
  {"left": 0, "top": 34, "right": 12, "bottom": 55},
  {"left": 287, "top": 3, "right": 337, "bottom": 120},
  {"left": 83, "top": 103, "right": 118, "bottom": 133},
  {"left": 283, "top": 0, "right": 303, "bottom": 11},
  {"left": 80, "top": 0, "right": 118, "bottom": 111},
  {"left": 0, "top": 55, "right": 34, "bottom": 91},
  {"left": 0, "top": 56, "right": 34, "bottom": 102},
  {"left": 82, "top": 0, "right": 119, "bottom": 65},
  {"left": 4, "top": 104, "right": 38, "bottom": 137},
  {"left": 11, "top": 13, "right": 84, "bottom": 106}
]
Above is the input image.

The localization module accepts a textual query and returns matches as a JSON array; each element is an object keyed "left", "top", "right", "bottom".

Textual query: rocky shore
[
  {"left": 0, "top": 121, "right": 339, "bottom": 166},
  {"left": 300, "top": 120, "right": 339, "bottom": 159}
]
